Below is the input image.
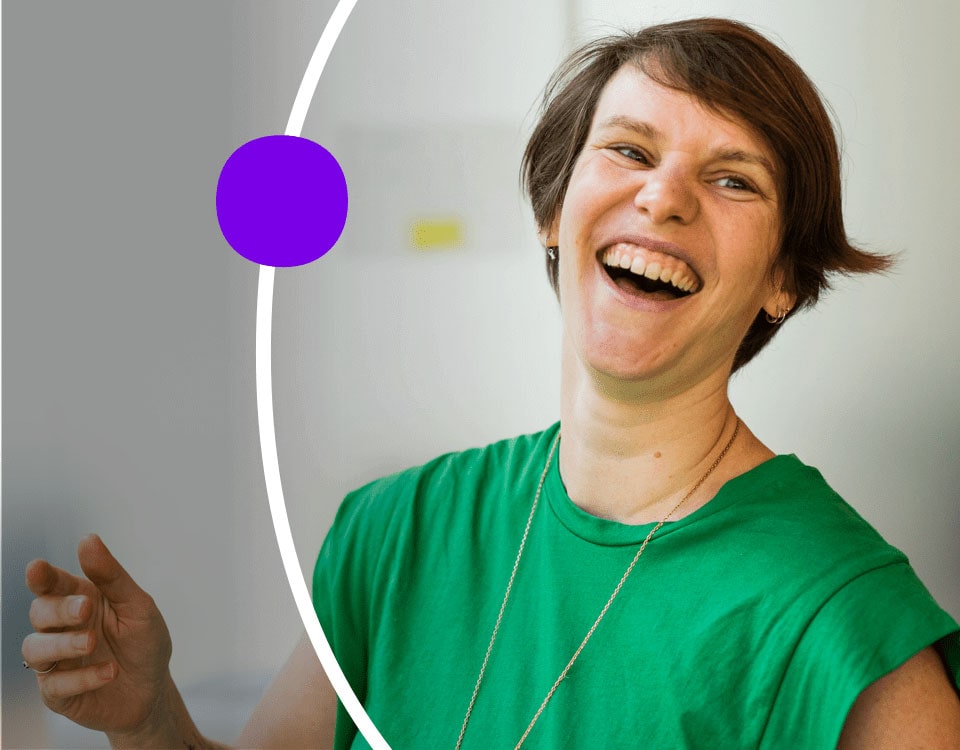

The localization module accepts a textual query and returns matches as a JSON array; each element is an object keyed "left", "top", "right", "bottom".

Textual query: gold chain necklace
[{"left": 455, "top": 416, "right": 741, "bottom": 750}]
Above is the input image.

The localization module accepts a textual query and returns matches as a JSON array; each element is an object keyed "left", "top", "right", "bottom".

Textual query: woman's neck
[{"left": 558, "top": 345, "right": 773, "bottom": 525}]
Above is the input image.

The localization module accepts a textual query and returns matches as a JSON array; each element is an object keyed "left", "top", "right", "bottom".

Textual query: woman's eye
[
  {"left": 612, "top": 146, "right": 650, "bottom": 164},
  {"left": 715, "top": 175, "right": 754, "bottom": 192}
]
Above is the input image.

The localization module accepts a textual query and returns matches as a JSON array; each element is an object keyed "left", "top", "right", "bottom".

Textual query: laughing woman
[{"left": 22, "top": 18, "right": 960, "bottom": 750}]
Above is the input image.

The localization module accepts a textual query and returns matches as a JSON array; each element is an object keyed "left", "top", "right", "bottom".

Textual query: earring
[
  {"left": 546, "top": 246, "right": 558, "bottom": 260},
  {"left": 765, "top": 306, "right": 791, "bottom": 324}
]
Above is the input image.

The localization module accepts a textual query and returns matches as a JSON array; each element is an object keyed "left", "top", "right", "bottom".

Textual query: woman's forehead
[{"left": 590, "top": 64, "right": 778, "bottom": 167}]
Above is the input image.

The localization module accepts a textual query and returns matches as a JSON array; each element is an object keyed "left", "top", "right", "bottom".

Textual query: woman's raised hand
[{"left": 22, "top": 534, "right": 175, "bottom": 738}]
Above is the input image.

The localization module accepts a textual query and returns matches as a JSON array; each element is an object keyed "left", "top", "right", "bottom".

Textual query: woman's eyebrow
[
  {"left": 595, "top": 115, "right": 661, "bottom": 140},
  {"left": 713, "top": 148, "right": 776, "bottom": 178}
]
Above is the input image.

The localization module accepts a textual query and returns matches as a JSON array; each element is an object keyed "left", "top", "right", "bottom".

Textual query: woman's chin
[
  {"left": 575, "top": 328, "right": 678, "bottom": 378},
  {"left": 577, "top": 349, "right": 678, "bottom": 393},
  {"left": 567, "top": 336, "right": 734, "bottom": 403}
]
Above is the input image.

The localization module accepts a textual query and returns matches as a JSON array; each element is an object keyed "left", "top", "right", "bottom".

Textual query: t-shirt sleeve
[
  {"left": 312, "top": 492, "right": 375, "bottom": 750},
  {"left": 761, "top": 561, "right": 959, "bottom": 748}
]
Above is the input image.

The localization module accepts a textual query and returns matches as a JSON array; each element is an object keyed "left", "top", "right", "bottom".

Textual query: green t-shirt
[{"left": 313, "top": 424, "right": 959, "bottom": 749}]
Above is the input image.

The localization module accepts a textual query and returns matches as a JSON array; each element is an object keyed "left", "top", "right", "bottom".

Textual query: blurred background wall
[{"left": 4, "top": 1, "right": 957, "bottom": 747}]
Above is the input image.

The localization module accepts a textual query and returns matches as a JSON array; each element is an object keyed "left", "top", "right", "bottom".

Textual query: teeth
[{"left": 601, "top": 247, "right": 699, "bottom": 294}]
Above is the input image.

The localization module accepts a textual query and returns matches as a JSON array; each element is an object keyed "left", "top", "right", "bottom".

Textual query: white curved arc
[
  {"left": 256, "top": 1, "right": 391, "bottom": 748},
  {"left": 285, "top": 0, "right": 358, "bottom": 138}
]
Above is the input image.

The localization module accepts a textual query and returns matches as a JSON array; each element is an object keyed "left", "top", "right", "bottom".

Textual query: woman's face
[{"left": 548, "top": 64, "right": 791, "bottom": 397}]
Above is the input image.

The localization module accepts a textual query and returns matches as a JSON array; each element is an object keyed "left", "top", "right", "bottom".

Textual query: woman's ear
[
  {"left": 762, "top": 285, "right": 797, "bottom": 324},
  {"left": 538, "top": 215, "right": 560, "bottom": 249},
  {"left": 762, "top": 263, "right": 797, "bottom": 323}
]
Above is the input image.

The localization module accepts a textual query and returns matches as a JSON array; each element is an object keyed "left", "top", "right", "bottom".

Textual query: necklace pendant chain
[{"left": 455, "top": 416, "right": 741, "bottom": 750}]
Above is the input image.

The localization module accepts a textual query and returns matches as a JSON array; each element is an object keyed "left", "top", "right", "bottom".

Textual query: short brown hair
[{"left": 521, "top": 17, "right": 891, "bottom": 371}]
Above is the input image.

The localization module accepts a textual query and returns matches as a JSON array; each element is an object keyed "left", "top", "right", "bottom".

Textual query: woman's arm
[
  {"left": 23, "top": 536, "right": 337, "bottom": 749},
  {"left": 838, "top": 647, "right": 960, "bottom": 749},
  {"left": 111, "top": 635, "right": 338, "bottom": 750},
  {"left": 236, "top": 633, "right": 337, "bottom": 749}
]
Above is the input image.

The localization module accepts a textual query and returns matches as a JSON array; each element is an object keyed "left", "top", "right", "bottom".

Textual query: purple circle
[{"left": 216, "top": 135, "right": 348, "bottom": 267}]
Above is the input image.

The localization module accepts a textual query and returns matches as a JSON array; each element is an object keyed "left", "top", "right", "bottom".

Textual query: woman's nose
[{"left": 632, "top": 166, "right": 699, "bottom": 225}]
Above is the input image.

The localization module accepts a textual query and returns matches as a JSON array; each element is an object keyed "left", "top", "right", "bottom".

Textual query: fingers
[
  {"left": 30, "top": 594, "right": 90, "bottom": 632},
  {"left": 77, "top": 534, "right": 149, "bottom": 607},
  {"left": 22, "top": 630, "right": 96, "bottom": 667},
  {"left": 25, "top": 558, "right": 85, "bottom": 598},
  {"left": 37, "top": 662, "right": 117, "bottom": 702}
]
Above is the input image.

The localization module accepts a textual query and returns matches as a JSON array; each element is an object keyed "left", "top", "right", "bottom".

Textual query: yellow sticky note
[{"left": 410, "top": 217, "right": 464, "bottom": 250}]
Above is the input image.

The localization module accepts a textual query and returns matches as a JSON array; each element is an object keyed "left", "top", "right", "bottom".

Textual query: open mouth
[{"left": 600, "top": 247, "right": 701, "bottom": 302}]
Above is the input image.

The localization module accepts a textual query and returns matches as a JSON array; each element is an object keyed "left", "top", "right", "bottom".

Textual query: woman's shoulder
[
  {"left": 696, "top": 454, "right": 921, "bottom": 617},
  {"left": 719, "top": 453, "right": 901, "bottom": 558},
  {"left": 331, "top": 423, "right": 561, "bottom": 533},
  {"left": 709, "top": 450, "right": 955, "bottom": 613}
]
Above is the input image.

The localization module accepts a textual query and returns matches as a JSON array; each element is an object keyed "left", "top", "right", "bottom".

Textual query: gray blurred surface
[{"left": 3, "top": 3, "right": 294, "bottom": 747}]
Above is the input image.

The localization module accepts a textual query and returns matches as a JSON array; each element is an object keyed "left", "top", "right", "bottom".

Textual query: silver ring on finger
[{"left": 23, "top": 660, "right": 58, "bottom": 674}]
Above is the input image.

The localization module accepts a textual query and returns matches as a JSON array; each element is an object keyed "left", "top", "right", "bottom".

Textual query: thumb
[{"left": 77, "top": 534, "right": 150, "bottom": 608}]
